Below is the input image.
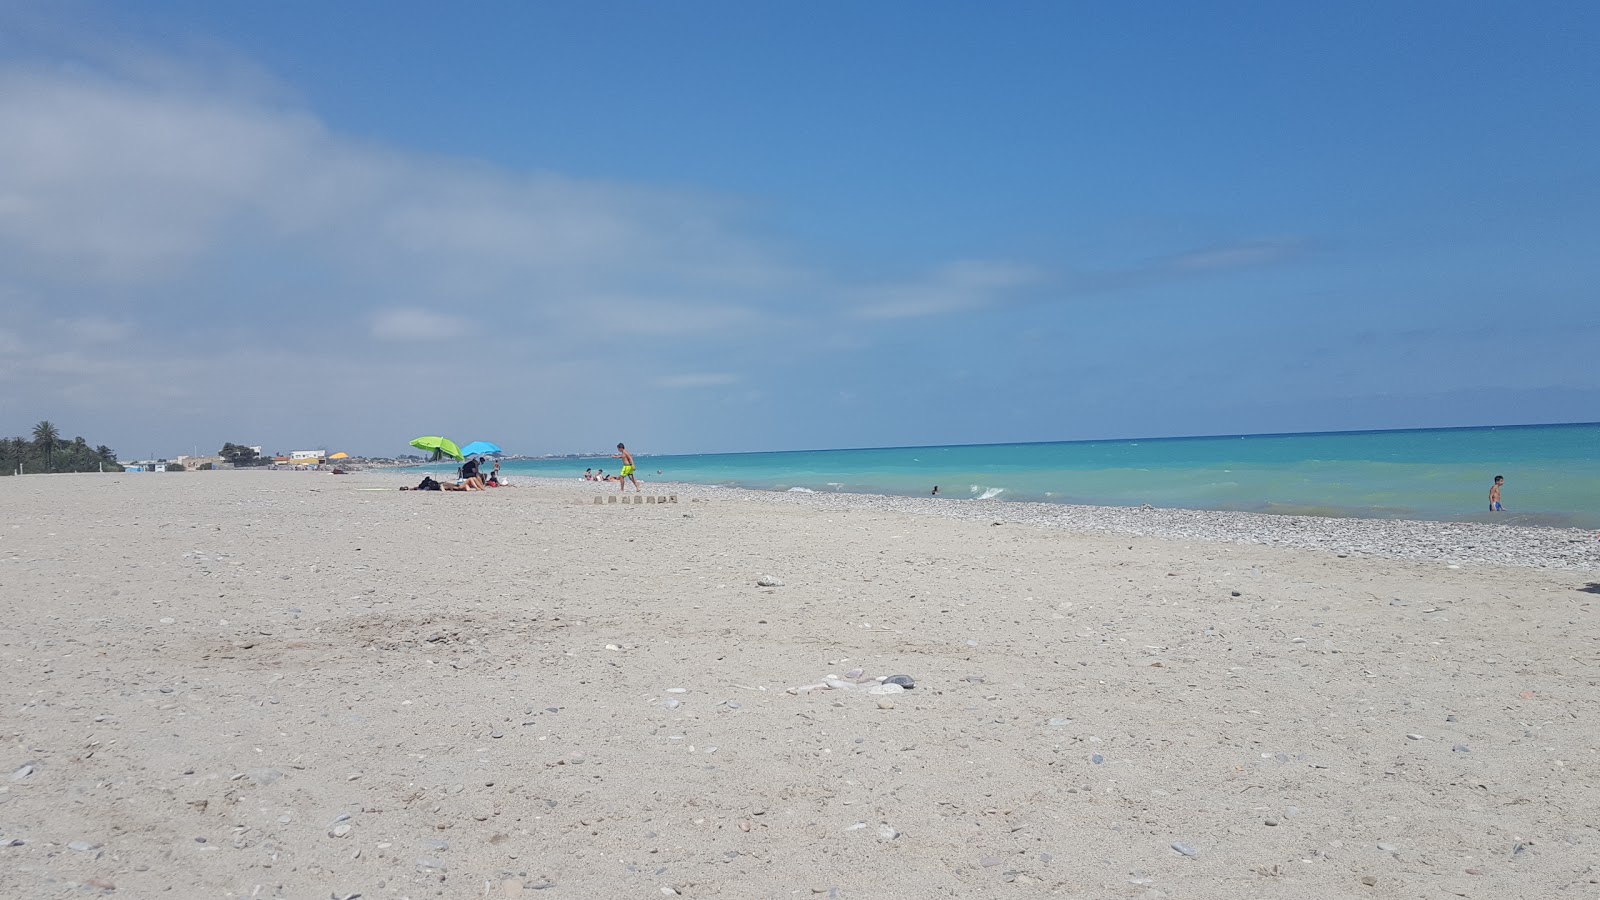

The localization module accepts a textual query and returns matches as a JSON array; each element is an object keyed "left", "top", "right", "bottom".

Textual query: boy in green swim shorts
[{"left": 613, "top": 442, "right": 641, "bottom": 492}]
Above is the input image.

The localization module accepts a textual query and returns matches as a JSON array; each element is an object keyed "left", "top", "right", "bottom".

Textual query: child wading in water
[
  {"left": 613, "top": 443, "right": 641, "bottom": 492},
  {"left": 1490, "top": 475, "right": 1505, "bottom": 512}
]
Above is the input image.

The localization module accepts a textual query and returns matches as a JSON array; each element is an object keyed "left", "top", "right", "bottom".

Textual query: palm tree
[
  {"left": 32, "top": 421, "right": 60, "bottom": 472},
  {"left": 2, "top": 437, "right": 23, "bottom": 474},
  {"left": 96, "top": 445, "right": 117, "bottom": 465}
]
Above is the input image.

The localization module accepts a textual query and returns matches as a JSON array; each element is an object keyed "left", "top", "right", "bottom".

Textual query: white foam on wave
[
  {"left": 786, "top": 486, "right": 816, "bottom": 493},
  {"left": 976, "top": 487, "right": 1005, "bottom": 500}
]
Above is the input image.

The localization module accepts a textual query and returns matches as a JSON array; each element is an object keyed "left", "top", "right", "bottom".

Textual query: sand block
[
  {"left": 607, "top": 495, "right": 617, "bottom": 504},
  {"left": 593, "top": 496, "right": 604, "bottom": 505},
  {"left": 669, "top": 495, "right": 677, "bottom": 502}
]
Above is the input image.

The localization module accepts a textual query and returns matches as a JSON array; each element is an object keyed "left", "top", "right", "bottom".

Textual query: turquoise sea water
[{"left": 416, "top": 423, "right": 1600, "bottom": 528}]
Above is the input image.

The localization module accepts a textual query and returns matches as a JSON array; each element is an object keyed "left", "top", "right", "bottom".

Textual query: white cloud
[
  {"left": 849, "top": 260, "right": 1043, "bottom": 320},
  {"left": 0, "top": 68, "right": 321, "bottom": 282},
  {"left": 0, "top": 58, "right": 798, "bottom": 311},
  {"left": 370, "top": 308, "right": 473, "bottom": 342},
  {"left": 58, "top": 316, "right": 134, "bottom": 343}
]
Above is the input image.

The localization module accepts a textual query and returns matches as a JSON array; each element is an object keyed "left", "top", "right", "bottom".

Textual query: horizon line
[{"left": 506, "top": 419, "right": 1600, "bottom": 461}]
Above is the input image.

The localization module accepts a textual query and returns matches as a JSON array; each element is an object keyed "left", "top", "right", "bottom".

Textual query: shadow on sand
[{"left": 1580, "top": 583, "right": 1600, "bottom": 595}]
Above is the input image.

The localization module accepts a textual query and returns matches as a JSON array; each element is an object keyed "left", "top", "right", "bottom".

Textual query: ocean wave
[
  {"left": 786, "top": 486, "right": 816, "bottom": 493},
  {"left": 976, "top": 487, "right": 1005, "bottom": 500}
]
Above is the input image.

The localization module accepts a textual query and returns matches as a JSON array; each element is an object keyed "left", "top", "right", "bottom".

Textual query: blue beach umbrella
[{"left": 459, "top": 441, "right": 503, "bottom": 457}]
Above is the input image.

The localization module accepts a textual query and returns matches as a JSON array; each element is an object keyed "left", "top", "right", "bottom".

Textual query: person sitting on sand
[{"left": 584, "top": 467, "right": 594, "bottom": 481}]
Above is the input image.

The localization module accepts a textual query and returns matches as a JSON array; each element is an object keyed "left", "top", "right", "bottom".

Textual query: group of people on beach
[
  {"left": 402, "top": 455, "right": 503, "bottom": 491},
  {"left": 455, "top": 455, "right": 504, "bottom": 490},
  {"left": 403, "top": 442, "right": 644, "bottom": 492}
]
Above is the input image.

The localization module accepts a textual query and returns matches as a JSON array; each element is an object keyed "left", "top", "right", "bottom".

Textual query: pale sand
[{"left": 2, "top": 471, "right": 1597, "bottom": 899}]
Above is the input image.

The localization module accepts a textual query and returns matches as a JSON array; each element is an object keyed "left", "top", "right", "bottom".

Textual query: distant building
[
  {"left": 290, "top": 450, "right": 326, "bottom": 461},
  {"left": 177, "top": 455, "right": 225, "bottom": 469}
]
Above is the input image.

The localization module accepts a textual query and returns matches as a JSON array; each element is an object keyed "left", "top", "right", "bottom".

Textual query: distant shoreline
[{"left": 350, "top": 472, "right": 1599, "bottom": 571}]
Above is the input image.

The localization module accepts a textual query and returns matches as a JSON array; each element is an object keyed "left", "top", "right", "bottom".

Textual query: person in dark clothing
[{"left": 457, "top": 457, "right": 486, "bottom": 490}]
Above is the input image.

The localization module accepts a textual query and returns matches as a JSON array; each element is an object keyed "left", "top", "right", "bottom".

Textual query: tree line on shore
[
  {"left": 2, "top": 421, "right": 120, "bottom": 475},
  {"left": 218, "top": 443, "right": 269, "bottom": 466}
]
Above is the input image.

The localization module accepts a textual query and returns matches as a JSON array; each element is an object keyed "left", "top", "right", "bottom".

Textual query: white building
[{"left": 290, "top": 450, "right": 326, "bottom": 461}]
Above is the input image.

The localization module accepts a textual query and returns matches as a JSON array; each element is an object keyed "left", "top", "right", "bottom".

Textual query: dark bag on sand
[{"left": 417, "top": 476, "right": 441, "bottom": 491}]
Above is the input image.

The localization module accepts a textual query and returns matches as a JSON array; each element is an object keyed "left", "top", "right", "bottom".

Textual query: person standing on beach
[
  {"left": 613, "top": 443, "right": 641, "bottom": 492},
  {"left": 1490, "top": 475, "right": 1505, "bottom": 512}
]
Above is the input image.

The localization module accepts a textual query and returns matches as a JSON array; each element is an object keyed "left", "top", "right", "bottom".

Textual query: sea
[{"left": 414, "top": 423, "right": 1600, "bottom": 529}]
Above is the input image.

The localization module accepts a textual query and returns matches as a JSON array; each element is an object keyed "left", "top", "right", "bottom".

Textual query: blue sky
[{"left": 1, "top": 1, "right": 1596, "bottom": 458}]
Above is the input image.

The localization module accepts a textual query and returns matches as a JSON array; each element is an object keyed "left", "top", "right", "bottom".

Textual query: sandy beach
[{"left": 2, "top": 470, "right": 1597, "bottom": 899}]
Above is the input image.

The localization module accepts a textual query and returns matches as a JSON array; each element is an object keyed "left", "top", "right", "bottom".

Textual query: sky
[{"left": 1, "top": 1, "right": 1596, "bottom": 458}]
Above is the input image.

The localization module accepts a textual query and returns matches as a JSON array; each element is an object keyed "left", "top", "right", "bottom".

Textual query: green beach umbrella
[{"left": 409, "top": 436, "right": 464, "bottom": 462}]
